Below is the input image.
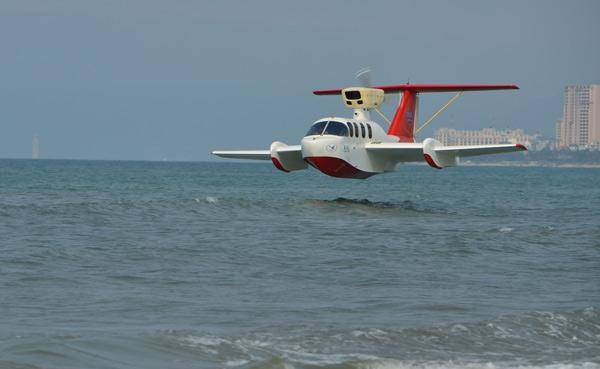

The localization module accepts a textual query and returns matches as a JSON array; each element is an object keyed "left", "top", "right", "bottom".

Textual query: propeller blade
[{"left": 355, "top": 67, "right": 372, "bottom": 87}]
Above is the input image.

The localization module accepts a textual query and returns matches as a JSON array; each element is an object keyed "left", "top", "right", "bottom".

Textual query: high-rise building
[
  {"left": 555, "top": 119, "right": 563, "bottom": 148},
  {"left": 555, "top": 85, "right": 600, "bottom": 148}
]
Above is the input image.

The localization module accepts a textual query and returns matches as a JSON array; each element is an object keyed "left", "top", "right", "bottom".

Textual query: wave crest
[{"left": 156, "top": 307, "right": 600, "bottom": 369}]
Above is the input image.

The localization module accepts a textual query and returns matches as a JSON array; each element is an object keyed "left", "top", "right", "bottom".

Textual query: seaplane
[{"left": 212, "top": 73, "right": 526, "bottom": 179}]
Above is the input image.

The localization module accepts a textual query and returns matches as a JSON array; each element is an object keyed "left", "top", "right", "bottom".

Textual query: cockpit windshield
[
  {"left": 305, "top": 120, "right": 349, "bottom": 137},
  {"left": 323, "top": 121, "right": 349, "bottom": 137},
  {"left": 305, "top": 121, "right": 328, "bottom": 136}
]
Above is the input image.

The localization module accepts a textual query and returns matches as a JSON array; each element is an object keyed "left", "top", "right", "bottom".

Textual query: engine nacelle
[
  {"left": 422, "top": 138, "right": 458, "bottom": 169},
  {"left": 341, "top": 87, "right": 385, "bottom": 109},
  {"left": 270, "top": 141, "right": 308, "bottom": 172}
]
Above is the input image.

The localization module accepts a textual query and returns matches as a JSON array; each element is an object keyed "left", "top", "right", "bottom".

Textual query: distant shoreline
[{"left": 459, "top": 162, "right": 600, "bottom": 169}]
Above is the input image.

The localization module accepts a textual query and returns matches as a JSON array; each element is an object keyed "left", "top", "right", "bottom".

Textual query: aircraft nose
[
  {"left": 301, "top": 136, "right": 341, "bottom": 159},
  {"left": 300, "top": 137, "right": 318, "bottom": 158}
]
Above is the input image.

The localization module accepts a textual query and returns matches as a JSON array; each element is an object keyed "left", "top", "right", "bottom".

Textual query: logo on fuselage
[{"left": 325, "top": 144, "right": 337, "bottom": 152}]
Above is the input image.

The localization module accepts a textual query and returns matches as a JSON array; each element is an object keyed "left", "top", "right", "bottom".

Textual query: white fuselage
[{"left": 300, "top": 116, "right": 400, "bottom": 178}]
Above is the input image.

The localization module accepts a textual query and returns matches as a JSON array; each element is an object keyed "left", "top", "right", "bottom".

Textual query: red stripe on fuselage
[{"left": 304, "top": 156, "right": 375, "bottom": 179}]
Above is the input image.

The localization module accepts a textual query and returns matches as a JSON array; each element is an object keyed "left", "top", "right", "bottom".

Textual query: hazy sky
[{"left": 1, "top": 0, "right": 599, "bottom": 160}]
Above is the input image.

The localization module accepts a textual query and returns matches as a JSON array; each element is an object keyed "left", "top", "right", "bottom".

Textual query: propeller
[
  {"left": 354, "top": 67, "right": 399, "bottom": 108},
  {"left": 355, "top": 67, "right": 372, "bottom": 88},
  {"left": 353, "top": 67, "right": 398, "bottom": 125}
]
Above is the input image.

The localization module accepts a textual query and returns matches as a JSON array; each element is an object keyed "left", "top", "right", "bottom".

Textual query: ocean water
[{"left": 1, "top": 159, "right": 599, "bottom": 369}]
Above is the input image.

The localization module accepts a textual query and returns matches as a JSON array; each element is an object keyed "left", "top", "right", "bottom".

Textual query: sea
[{"left": 1, "top": 159, "right": 599, "bottom": 369}]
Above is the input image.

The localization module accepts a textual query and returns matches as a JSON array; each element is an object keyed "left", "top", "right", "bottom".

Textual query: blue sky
[{"left": 1, "top": 0, "right": 599, "bottom": 160}]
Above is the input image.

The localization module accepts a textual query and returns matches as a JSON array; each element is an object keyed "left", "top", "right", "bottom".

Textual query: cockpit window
[
  {"left": 305, "top": 121, "right": 328, "bottom": 136},
  {"left": 323, "top": 121, "right": 349, "bottom": 137}
]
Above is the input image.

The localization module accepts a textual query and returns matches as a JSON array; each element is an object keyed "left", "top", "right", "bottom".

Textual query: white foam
[
  {"left": 351, "top": 328, "right": 389, "bottom": 340},
  {"left": 582, "top": 306, "right": 597, "bottom": 317},
  {"left": 486, "top": 323, "right": 518, "bottom": 339},
  {"left": 357, "top": 360, "right": 600, "bottom": 369},
  {"left": 224, "top": 359, "right": 249, "bottom": 367},
  {"left": 205, "top": 196, "right": 219, "bottom": 204},
  {"left": 179, "top": 334, "right": 230, "bottom": 347},
  {"left": 275, "top": 347, "right": 379, "bottom": 366},
  {"left": 449, "top": 324, "right": 469, "bottom": 333},
  {"left": 499, "top": 227, "right": 514, "bottom": 233}
]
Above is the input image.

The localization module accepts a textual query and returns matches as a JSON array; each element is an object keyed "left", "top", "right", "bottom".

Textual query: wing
[
  {"left": 365, "top": 142, "right": 424, "bottom": 162},
  {"left": 212, "top": 144, "right": 307, "bottom": 172},
  {"left": 425, "top": 141, "right": 527, "bottom": 168},
  {"left": 211, "top": 150, "right": 271, "bottom": 160},
  {"left": 314, "top": 84, "right": 519, "bottom": 95},
  {"left": 365, "top": 141, "right": 527, "bottom": 169},
  {"left": 275, "top": 145, "right": 303, "bottom": 160},
  {"left": 211, "top": 145, "right": 304, "bottom": 161},
  {"left": 435, "top": 144, "right": 527, "bottom": 157}
]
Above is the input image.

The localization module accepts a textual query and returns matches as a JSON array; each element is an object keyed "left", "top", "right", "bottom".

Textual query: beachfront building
[
  {"left": 555, "top": 85, "right": 600, "bottom": 149},
  {"left": 434, "top": 127, "right": 536, "bottom": 148}
]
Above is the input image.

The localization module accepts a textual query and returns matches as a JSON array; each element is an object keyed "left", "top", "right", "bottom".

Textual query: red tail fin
[{"left": 388, "top": 91, "right": 417, "bottom": 142}]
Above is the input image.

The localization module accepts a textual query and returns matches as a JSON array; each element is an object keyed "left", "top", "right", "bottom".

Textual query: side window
[
  {"left": 347, "top": 122, "right": 354, "bottom": 137},
  {"left": 367, "top": 123, "right": 373, "bottom": 139},
  {"left": 360, "top": 123, "right": 366, "bottom": 138},
  {"left": 353, "top": 123, "right": 359, "bottom": 137}
]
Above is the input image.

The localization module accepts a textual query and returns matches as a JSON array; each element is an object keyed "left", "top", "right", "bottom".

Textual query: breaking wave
[
  {"left": 247, "top": 360, "right": 600, "bottom": 369},
  {"left": 153, "top": 307, "right": 600, "bottom": 369}
]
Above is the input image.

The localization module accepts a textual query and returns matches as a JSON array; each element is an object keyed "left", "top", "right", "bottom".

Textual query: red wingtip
[
  {"left": 271, "top": 157, "right": 290, "bottom": 172},
  {"left": 424, "top": 154, "right": 443, "bottom": 169},
  {"left": 313, "top": 89, "right": 343, "bottom": 95},
  {"left": 516, "top": 144, "right": 528, "bottom": 151}
]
